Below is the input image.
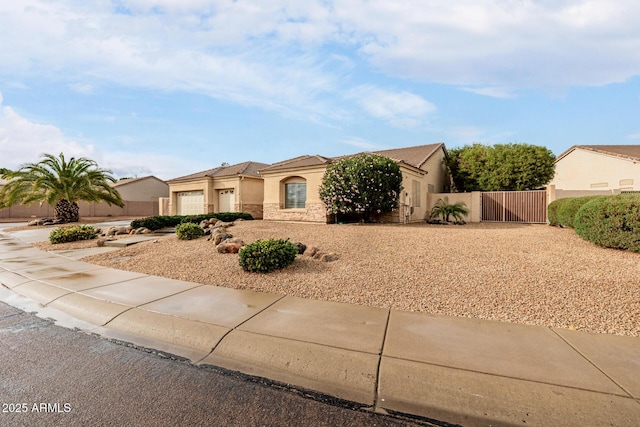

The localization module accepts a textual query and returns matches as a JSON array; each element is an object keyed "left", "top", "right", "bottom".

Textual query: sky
[{"left": 1, "top": 0, "right": 640, "bottom": 181}]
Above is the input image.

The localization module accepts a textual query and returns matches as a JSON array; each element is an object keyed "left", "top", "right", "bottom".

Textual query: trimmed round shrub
[
  {"left": 556, "top": 196, "right": 605, "bottom": 228},
  {"left": 574, "top": 194, "right": 640, "bottom": 253},
  {"left": 175, "top": 222, "right": 204, "bottom": 240},
  {"left": 239, "top": 238, "right": 298, "bottom": 273},
  {"left": 547, "top": 198, "right": 571, "bottom": 226},
  {"left": 49, "top": 225, "right": 97, "bottom": 244}
]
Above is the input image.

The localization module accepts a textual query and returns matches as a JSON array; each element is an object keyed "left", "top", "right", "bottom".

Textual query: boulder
[
  {"left": 216, "top": 242, "right": 242, "bottom": 254},
  {"left": 320, "top": 252, "right": 339, "bottom": 262},
  {"left": 214, "top": 220, "right": 234, "bottom": 228},
  {"left": 293, "top": 242, "right": 307, "bottom": 255},
  {"left": 213, "top": 232, "right": 233, "bottom": 245},
  {"left": 105, "top": 225, "right": 131, "bottom": 236},
  {"left": 303, "top": 246, "right": 318, "bottom": 257},
  {"left": 223, "top": 237, "right": 245, "bottom": 246}
]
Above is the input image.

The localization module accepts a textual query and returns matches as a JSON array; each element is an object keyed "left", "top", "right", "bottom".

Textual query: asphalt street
[{"left": 0, "top": 302, "right": 438, "bottom": 427}]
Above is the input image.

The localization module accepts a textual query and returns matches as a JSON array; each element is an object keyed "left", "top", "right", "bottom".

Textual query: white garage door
[
  {"left": 219, "top": 189, "right": 235, "bottom": 212},
  {"left": 177, "top": 191, "right": 204, "bottom": 215}
]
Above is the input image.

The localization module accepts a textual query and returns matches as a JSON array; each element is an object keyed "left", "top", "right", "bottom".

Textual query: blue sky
[{"left": 1, "top": 1, "right": 640, "bottom": 180}]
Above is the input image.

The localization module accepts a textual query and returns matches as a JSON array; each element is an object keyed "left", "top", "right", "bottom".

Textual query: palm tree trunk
[{"left": 54, "top": 199, "right": 79, "bottom": 222}]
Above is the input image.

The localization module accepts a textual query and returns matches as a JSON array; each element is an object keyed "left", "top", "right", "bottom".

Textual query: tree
[
  {"left": 446, "top": 143, "right": 555, "bottom": 191},
  {"left": 318, "top": 153, "right": 403, "bottom": 222},
  {"left": 0, "top": 153, "right": 125, "bottom": 223}
]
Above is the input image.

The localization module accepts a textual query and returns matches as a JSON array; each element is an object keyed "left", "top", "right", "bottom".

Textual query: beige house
[
  {"left": 259, "top": 143, "right": 450, "bottom": 223},
  {"left": 549, "top": 145, "right": 640, "bottom": 196},
  {"left": 112, "top": 176, "right": 169, "bottom": 201},
  {"left": 166, "top": 161, "right": 269, "bottom": 219}
]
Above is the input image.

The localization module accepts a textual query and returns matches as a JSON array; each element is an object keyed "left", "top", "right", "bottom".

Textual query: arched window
[{"left": 283, "top": 177, "right": 306, "bottom": 209}]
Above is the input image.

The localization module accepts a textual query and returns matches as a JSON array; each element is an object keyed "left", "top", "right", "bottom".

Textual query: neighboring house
[
  {"left": 112, "top": 176, "right": 169, "bottom": 201},
  {"left": 259, "top": 143, "right": 450, "bottom": 223},
  {"left": 166, "top": 161, "right": 270, "bottom": 219},
  {"left": 549, "top": 145, "right": 640, "bottom": 193}
]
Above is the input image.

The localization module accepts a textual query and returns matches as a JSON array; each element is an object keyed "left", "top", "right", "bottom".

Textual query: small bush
[
  {"left": 175, "top": 222, "right": 205, "bottom": 240},
  {"left": 239, "top": 238, "right": 298, "bottom": 273},
  {"left": 556, "top": 196, "right": 605, "bottom": 228},
  {"left": 547, "top": 198, "right": 571, "bottom": 226},
  {"left": 49, "top": 225, "right": 97, "bottom": 244},
  {"left": 574, "top": 194, "right": 640, "bottom": 253}
]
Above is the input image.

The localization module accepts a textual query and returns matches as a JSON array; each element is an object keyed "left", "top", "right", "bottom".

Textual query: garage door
[
  {"left": 219, "top": 189, "right": 235, "bottom": 212},
  {"left": 177, "top": 191, "right": 204, "bottom": 215}
]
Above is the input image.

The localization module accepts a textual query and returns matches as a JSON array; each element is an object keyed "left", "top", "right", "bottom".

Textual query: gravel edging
[{"left": 77, "top": 221, "right": 640, "bottom": 337}]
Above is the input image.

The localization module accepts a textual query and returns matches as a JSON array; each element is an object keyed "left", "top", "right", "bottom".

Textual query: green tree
[
  {"left": 318, "top": 153, "right": 403, "bottom": 222},
  {"left": 0, "top": 153, "right": 124, "bottom": 223},
  {"left": 446, "top": 143, "right": 555, "bottom": 191}
]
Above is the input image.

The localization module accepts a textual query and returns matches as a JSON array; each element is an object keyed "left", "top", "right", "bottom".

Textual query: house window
[
  {"left": 285, "top": 182, "right": 306, "bottom": 209},
  {"left": 411, "top": 180, "right": 421, "bottom": 207}
]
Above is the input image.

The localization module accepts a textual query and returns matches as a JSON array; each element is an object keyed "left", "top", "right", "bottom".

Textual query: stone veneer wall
[
  {"left": 236, "top": 203, "right": 264, "bottom": 220},
  {"left": 263, "top": 203, "right": 328, "bottom": 223}
]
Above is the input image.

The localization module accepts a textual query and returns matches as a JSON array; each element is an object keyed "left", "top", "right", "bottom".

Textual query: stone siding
[
  {"left": 263, "top": 203, "right": 328, "bottom": 223},
  {"left": 236, "top": 203, "right": 264, "bottom": 220}
]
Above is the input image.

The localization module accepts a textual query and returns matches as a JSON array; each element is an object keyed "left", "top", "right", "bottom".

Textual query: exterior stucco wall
[
  {"left": 426, "top": 192, "right": 482, "bottom": 223},
  {"left": 115, "top": 178, "right": 169, "bottom": 201},
  {"left": 262, "top": 166, "right": 329, "bottom": 222},
  {"left": 549, "top": 149, "right": 640, "bottom": 191}
]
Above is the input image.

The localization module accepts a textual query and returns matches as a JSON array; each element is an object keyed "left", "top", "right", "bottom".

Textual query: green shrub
[
  {"left": 556, "top": 196, "right": 605, "bottom": 228},
  {"left": 132, "top": 212, "right": 253, "bottom": 230},
  {"left": 547, "top": 198, "right": 571, "bottom": 226},
  {"left": 239, "top": 238, "right": 298, "bottom": 273},
  {"left": 175, "top": 222, "right": 205, "bottom": 240},
  {"left": 49, "top": 225, "right": 97, "bottom": 244},
  {"left": 574, "top": 194, "right": 640, "bottom": 253}
]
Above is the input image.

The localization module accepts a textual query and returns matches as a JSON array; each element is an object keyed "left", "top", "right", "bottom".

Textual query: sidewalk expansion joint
[
  {"left": 372, "top": 308, "right": 391, "bottom": 413},
  {"left": 194, "top": 294, "right": 287, "bottom": 365},
  {"left": 549, "top": 327, "right": 635, "bottom": 399}
]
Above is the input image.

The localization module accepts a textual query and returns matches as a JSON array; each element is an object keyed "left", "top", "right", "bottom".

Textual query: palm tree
[
  {"left": 0, "top": 153, "right": 124, "bottom": 223},
  {"left": 430, "top": 197, "right": 469, "bottom": 223}
]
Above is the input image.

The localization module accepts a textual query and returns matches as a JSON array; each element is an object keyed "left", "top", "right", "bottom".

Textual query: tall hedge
[
  {"left": 574, "top": 194, "right": 640, "bottom": 253},
  {"left": 131, "top": 212, "right": 253, "bottom": 230},
  {"left": 556, "top": 196, "right": 605, "bottom": 228}
]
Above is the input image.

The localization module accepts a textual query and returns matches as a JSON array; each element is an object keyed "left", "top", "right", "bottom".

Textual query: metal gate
[{"left": 481, "top": 190, "right": 547, "bottom": 223}]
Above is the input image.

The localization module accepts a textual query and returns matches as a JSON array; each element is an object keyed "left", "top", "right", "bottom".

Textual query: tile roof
[
  {"left": 260, "top": 143, "right": 445, "bottom": 173},
  {"left": 558, "top": 145, "right": 640, "bottom": 162},
  {"left": 168, "top": 161, "right": 270, "bottom": 182},
  {"left": 112, "top": 176, "right": 165, "bottom": 187},
  {"left": 258, "top": 155, "right": 333, "bottom": 172}
]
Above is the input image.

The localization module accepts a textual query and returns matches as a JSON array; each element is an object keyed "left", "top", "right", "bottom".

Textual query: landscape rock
[
  {"left": 214, "top": 220, "right": 234, "bottom": 228},
  {"left": 303, "top": 246, "right": 318, "bottom": 257},
  {"left": 223, "top": 237, "right": 245, "bottom": 246},
  {"left": 293, "top": 242, "right": 307, "bottom": 255},
  {"left": 213, "top": 232, "right": 233, "bottom": 245},
  {"left": 320, "top": 252, "right": 339, "bottom": 262},
  {"left": 105, "top": 225, "right": 132, "bottom": 236},
  {"left": 216, "top": 242, "right": 242, "bottom": 254}
]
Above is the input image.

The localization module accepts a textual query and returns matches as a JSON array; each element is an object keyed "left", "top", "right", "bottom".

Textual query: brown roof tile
[
  {"left": 259, "top": 155, "right": 333, "bottom": 172},
  {"left": 168, "top": 161, "right": 270, "bottom": 182},
  {"left": 558, "top": 145, "right": 640, "bottom": 162}
]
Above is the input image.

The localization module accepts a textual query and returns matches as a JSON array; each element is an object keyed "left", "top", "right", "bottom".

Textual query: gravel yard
[{"left": 72, "top": 221, "right": 639, "bottom": 336}]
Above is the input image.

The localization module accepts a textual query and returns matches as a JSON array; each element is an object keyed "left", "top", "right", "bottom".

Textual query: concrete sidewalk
[{"left": 0, "top": 229, "right": 638, "bottom": 426}]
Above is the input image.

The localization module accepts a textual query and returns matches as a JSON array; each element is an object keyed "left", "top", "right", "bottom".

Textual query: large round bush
[
  {"left": 239, "top": 238, "right": 298, "bottom": 273},
  {"left": 574, "top": 194, "right": 640, "bottom": 252},
  {"left": 556, "top": 196, "right": 605, "bottom": 228},
  {"left": 175, "top": 222, "right": 204, "bottom": 240}
]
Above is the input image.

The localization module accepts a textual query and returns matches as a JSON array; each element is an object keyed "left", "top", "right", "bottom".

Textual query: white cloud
[
  {"left": 347, "top": 86, "right": 436, "bottom": 128},
  {"left": 462, "top": 86, "right": 516, "bottom": 99},
  {"left": 341, "top": 137, "right": 383, "bottom": 151},
  {"left": 0, "top": 95, "right": 94, "bottom": 169},
  {"left": 0, "top": 93, "right": 203, "bottom": 180},
  {"left": 69, "top": 83, "right": 95, "bottom": 94},
  {"left": 627, "top": 133, "right": 640, "bottom": 140}
]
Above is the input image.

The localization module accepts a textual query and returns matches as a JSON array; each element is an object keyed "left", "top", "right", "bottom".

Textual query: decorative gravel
[{"left": 79, "top": 221, "right": 640, "bottom": 336}]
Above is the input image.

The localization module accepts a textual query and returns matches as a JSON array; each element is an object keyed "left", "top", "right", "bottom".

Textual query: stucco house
[
  {"left": 166, "top": 161, "right": 269, "bottom": 219},
  {"left": 112, "top": 176, "right": 169, "bottom": 201},
  {"left": 549, "top": 145, "right": 640, "bottom": 194},
  {"left": 259, "top": 143, "right": 450, "bottom": 223}
]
